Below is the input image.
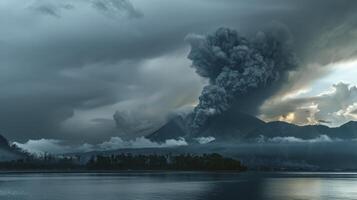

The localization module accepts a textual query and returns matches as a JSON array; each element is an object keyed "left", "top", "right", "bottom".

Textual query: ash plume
[{"left": 186, "top": 27, "right": 298, "bottom": 132}]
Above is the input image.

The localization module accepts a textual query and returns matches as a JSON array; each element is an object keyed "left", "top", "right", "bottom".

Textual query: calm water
[{"left": 1, "top": 172, "right": 357, "bottom": 200}]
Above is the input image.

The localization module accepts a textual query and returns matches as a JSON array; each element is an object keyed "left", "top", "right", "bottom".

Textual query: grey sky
[{"left": 1, "top": 0, "right": 357, "bottom": 143}]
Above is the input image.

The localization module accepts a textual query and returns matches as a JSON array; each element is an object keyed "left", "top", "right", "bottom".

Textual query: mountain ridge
[
  {"left": 147, "top": 112, "right": 357, "bottom": 142},
  {"left": 0, "top": 134, "right": 27, "bottom": 161}
]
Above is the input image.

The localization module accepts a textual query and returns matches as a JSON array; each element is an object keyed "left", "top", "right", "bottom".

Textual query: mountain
[
  {"left": 148, "top": 110, "right": 266, "bottom": 142},
  {"left": 147, "top": 111, "right": 357, "bottom": 142},
  {"left": 0, "top": 134, "right": 27, "bottom": 161},
  {"left": 195, "top": 110, "right": 266, "bottom": 140},
  {"left": 330, "top": 121, "right": 357, "bottom": 139},
  {"left": 249, "top": 121, "right": 357, "bottom": 140},
  {"left": 148, "top": 115, "right": 189, "bottom": 142}
]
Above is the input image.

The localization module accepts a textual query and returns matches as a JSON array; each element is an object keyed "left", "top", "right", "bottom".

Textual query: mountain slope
[
  {"left": 148, "top": 115, "right": 188, "bottom": 142},
  {"left": 196, "top": 110, "right": 266, "bottom": 140},
  {"left": 147, "top": 112, "right": 357, "bottom": 142},
  {"left": 0, "top": 135, "right": 27, "bottom": 161}
]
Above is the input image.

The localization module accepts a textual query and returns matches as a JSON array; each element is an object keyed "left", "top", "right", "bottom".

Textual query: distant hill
[
  {"left": 0, "top": 135, "right": 27, "bottom": 161},
  {"left": 147, "top": 110, "right": 357, "bottom": 142},
  {"left": 70, "top": 112, "right": 357, "bottom": 171}
]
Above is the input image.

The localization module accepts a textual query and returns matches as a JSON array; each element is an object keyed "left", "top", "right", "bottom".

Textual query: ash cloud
[{"left": 186, "top": 27, "right": 298, "bottom": 131}]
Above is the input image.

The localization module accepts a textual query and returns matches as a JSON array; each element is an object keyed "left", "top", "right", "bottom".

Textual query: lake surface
[{"left": 1, "top": 172, "right": 357, "bottom": 200}]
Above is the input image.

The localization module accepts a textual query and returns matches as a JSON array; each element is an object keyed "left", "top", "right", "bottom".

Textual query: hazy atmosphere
[
  {"left": 3, "top": 2, "right": 357, "bottom": 200},
  {"left": 1, "top": 0, "right": 357, "bottom": 155}
]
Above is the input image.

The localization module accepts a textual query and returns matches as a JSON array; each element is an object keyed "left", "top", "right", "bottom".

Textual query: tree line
[{"left": 0, "top": 153, "right": 247, "bottom": 171}]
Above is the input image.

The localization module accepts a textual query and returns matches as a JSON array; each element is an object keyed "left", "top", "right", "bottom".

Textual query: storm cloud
[
  {"left": 1, "top": 0, "right": 357, "bottom": 144},
  {"left": 29, "top": 0, "right": 74, "bottom": 18},
  {"left": 91, "top": 0, "right": 143, "bottom": 19}
]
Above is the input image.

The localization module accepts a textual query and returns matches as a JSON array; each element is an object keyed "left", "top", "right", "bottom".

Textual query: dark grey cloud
[
  {"left": 0, "top": 0, "right": 357, "bottom": 144},
  {"left": 31, "top": 4, "right": 73, "bottom": 17},
  {"left": 29, "top": 0, "right": 74, "bottom": 18},
  {"left": 351, "top": 109, "right": 357, "bottom": 115},
  {"left": 29, "top": 0, "right": 141, "bottom": 19},
  {"left": 186, "top": 26, "right": 297, "bottom": 132},
  {"left": 258, "top": 0, "right": 357, "bottom": 100},
  {"left": 92, "top": 0, "right": 143, "bottom": 19},
  {"left": 182, "top": 0, "right": 357, "bottom": 130}
]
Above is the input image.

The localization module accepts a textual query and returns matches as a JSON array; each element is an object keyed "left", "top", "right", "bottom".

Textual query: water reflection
[
  {"left": 263, "top": 178, "right": 322, "bottom": 200},
  {"left": 0, "top": 172, "right": 357, "bottom": 200},
  {"left": 262, "top": 173, "right": 357, "bottom": 200}
]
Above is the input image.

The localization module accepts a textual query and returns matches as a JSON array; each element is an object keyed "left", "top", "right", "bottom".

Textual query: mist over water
[{"left": 1, "top": 172, "right": 357, "bottom": 200}]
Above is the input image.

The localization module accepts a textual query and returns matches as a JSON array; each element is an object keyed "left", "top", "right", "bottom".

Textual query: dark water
[{"left": 1, "top": 172, "right": 357, "bottom": 200}]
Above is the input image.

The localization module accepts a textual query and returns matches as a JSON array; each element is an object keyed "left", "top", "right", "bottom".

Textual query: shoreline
[
  {"left": 1, "top": 170, "right": 357, "bottom": 174},
  {"left": 0, "top": 169, "right": 247, "bottom": 174}
]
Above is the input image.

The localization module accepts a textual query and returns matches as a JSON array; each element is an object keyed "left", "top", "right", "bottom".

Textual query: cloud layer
[
  {"left": 0, "top": 0, "right": 357, "bottom": 143},
  {"left": 260, "top": 83, "right": 357, "bottom": 126},
  {"left": 256, "top": 135, "right": 337, "bottom": 144},
  {"left": 14, "top": 136, "right": 189, "bottom": 155}
]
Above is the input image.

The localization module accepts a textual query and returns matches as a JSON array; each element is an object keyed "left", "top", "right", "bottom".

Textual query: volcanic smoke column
[{"left": 186, "top": 27, "right": 298, "bottom": 132}]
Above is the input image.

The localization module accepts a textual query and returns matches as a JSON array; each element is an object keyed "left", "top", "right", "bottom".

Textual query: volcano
[{"left": 147, "top": 111, "right": 357, "bottom": 142}]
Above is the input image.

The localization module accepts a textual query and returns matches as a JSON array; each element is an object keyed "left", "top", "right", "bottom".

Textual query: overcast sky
[{"left": 1, "top": 0, "right": 357, "bottom": 145}]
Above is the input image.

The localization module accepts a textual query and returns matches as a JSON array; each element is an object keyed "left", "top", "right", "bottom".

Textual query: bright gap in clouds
[
  {"left": 260, "top": 59, "right": 357, "bottom": 127},
  {"left": 302, "top": 59, "right": 357, "bottom": 97},
  {"left": 282, "top": 59, "right": 357, "bottom": 100}
]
